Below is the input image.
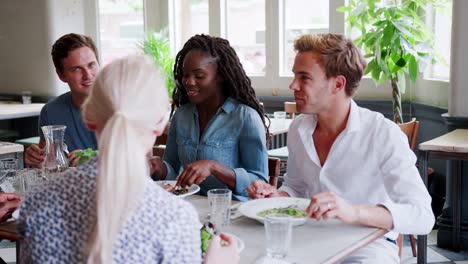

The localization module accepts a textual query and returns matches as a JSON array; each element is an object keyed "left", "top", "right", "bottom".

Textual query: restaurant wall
[{"left": 0, "top": 0, "right": 86, "bottom": 97}]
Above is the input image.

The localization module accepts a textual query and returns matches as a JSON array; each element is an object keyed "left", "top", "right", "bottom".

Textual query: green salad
[
  {"left": 200, "top": 224, "right": 215, "bottom": 254},
  {"left": 75, "top": 148, "right": 98, "bottom": 166},
  {"left": 257, "top": 207, "right": 307, "bottom": 218}
]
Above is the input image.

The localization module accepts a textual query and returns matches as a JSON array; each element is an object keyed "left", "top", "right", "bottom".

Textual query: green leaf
[
  {"left": 365, "top": 59, "right": 377, "bottom": 75},
  {"left": 395, "top": 57, "right": 407, "bottom": 67},
  {"left": 372, "top": 67, "right": 382, "bottom": 81},
  {"left": 337, "top": 6, "right": 352, "bottom": 13},
  {"left": 408, "top": 56, "right": 418, "bottom": 82},
  {"left": 382, "top": 23, "right": 395, "bottom": 46}
]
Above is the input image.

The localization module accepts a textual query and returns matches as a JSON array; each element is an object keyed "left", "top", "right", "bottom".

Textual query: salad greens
[
  {"left": 75, "top": 148, "right": 98, "bottom": 166},
  {"left": 200, "top": 224, "right": 215, "bottom": 254},
  {"left": 257, "top": 207, "right": 307, "bottom": 218}
]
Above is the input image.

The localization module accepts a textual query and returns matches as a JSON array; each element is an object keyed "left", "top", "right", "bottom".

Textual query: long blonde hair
[{"left": 81, "top": 55, "right": 169, "bottom": 263}]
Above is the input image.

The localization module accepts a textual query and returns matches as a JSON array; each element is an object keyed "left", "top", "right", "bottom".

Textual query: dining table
[
  {"left": 187, "top": 195, "right": 386, "bottom": 263},
  {"left": 0, "top": 103, "right": 45, "bottom": 121},
  {"left": 268, "top": 118, "right": 292, "bottom": 150},
  {"left": 0, "top": 194, "right": 386, "bottom": 263}
]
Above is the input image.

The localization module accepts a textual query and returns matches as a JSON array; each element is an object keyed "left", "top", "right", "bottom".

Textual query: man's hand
[
  {"left": 0, "top": 193, "right": 22, "bottom": 222},
  {"left": 176, "top": 160, "right": 215, "bottom": 188},
  {"left": 306, "top": 192, "right": 360, "bottom": 224},
  {"left": 24, "top": 144, "right": 45, "bottom": 168},
  {"left": 203, "top": 234, "right": 239, "bottom": 264},
  {"left": 246, "top": 180, "right": 280, "bottom": 199},
  {"left": 67, "top": 149, "right": 81, "bottom": 167}
]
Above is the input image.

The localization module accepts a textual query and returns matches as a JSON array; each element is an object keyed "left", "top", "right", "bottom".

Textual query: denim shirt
[{"left": 163, "top": 97, "right": 268, "bottom": 201}]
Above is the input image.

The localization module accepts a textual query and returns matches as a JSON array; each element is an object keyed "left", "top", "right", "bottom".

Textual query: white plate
[
  {"left": 223, "top": 232, "right": 245, "bottom": 253},
  {"left": 238, "top": 197, "right": 310, "bottom": 226},
  {"left": 157, "top": 180, "right": 200, "bottom": 198}
]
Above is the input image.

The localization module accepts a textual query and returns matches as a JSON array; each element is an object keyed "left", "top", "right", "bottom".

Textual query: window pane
[
  {"left": 226, "top": 0, "right": 265, "bottom": 76},
  {"left": 174, "top": 0, "right": 209, "bottom": 51},
  {"left": 431, "top": 3, "right": 452, "bottom": 80},
  {"left": 282, "top": 0, "right": 329, "bottom": 75},
  {"left": 98, "top": 0, "right": 145, "bottom": 65}
]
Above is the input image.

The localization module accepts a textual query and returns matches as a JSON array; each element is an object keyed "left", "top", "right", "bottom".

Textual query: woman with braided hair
[{"left": 151, "top": 34, "right": 269, "bottom": 201}]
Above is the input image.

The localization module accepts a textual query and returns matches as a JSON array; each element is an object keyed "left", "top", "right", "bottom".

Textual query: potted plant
[
  {"left": 338, "top": 0, "right": 448, "bottom": 123},
  {"left": 139, "top": 29, "right": 175, "bottom": 97}
]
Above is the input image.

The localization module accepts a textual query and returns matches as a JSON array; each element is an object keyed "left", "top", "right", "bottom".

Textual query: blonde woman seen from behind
[{"left": 19, "top": 55, "right": 210, "bottom": 263}]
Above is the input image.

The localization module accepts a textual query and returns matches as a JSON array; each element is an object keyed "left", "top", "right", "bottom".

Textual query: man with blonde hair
[{"left": 247, "top": 34, "right": 434, "bottom": 262}]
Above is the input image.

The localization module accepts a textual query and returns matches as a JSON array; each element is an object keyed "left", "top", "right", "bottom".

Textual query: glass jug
[{"left": 41, "top": 125, "right": 69, "bottom": 175}]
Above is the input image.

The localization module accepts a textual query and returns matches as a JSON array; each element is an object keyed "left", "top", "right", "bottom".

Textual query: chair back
[
  {"left": 153, "top": 145, "right": 166, "bottom": 157},
  {"left": 397, "top": 118, "right": 419, "bottom": 150},
  {"left": 284, "top": 102, "right": 297, "bottom": 119},
  {"left": 268, "top": 157, "right": 281, "bottom": 187}
]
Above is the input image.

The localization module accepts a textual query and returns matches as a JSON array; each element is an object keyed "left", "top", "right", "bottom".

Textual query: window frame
[{"left": 87, "top": 0, "right": 450, "bottom": 103}]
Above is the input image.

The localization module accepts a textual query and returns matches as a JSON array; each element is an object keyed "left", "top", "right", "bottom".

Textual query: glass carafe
[{"left": 41, "top": 125, "right": 69, "bottom": 175}]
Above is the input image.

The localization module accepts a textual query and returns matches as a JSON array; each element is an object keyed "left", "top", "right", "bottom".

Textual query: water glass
[
  {"left": 273, "top": 111, "right": 286, "bottom": 120},
  {"left": 264, "top": 213, "right": 292, "bottom": 259},
  {"left": 0, "top": 170, "right": 23, "bottom": 194},
  {"left": 207, "top": 189, "right": 232, "bottom": 231},
  {"left": 274, "top": 111, "right": 287, "bottom": 127},
  {"left": 20, "top": 169, "right": 43, "bottom": 193},
  {"left": 22, "top": 91, "right": 32, "bottom": 104}
]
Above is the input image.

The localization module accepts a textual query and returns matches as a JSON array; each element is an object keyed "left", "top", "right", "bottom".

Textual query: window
[
  {"left": 226, "top": 0, "right": 266, "bottom": 76},
  {"left": 173, "top": 0, "right": 209, "bottom": 51},
  {"left": 90, "top": 0, "right": 451, "bottom": 101},
  {"left": 428, "top": 2, "right": 452, "bottom": 80},
  {"left": 282, "top": 0, "right": 329, "bottom": 75},
  {"left": 98, "top": 0, "right": 145, "bottom": 65}
]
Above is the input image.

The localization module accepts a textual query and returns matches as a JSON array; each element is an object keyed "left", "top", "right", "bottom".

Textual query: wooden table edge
[{"left": 322, "top": 228, "right": 387, "bottom": 264}]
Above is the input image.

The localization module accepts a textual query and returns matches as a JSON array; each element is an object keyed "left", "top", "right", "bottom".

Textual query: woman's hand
[
  {"left": 246, "top": 180, "right": 280, "bottom": 199},
  {"left": 176, "top": 160, "right": 214, "bottom": 187},
  {"left": 0, "top": 193, "right": 22, "bottom": 222},
  {"left": 203, "top": 234, "right": 239, "bottom": 264}
]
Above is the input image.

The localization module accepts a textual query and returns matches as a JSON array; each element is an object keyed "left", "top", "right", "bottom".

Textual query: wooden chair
[
  {"left": 284, "top": 102, "right": 297, "bottom": 119},
  {"left": 268, "top": 157, "right": 281, "bottom": 188},
  {"left": 153, "top": 145, "right": 166, "bottom": 157},
  {"left": 396, "top": 118, "right": 435, "bottom": 258}
]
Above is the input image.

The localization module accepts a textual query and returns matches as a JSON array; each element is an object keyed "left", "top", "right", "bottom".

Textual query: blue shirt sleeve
[
  {"left": 233, "top": 109, "right": 269, "bottom": 196},
  {"left": 163, "top": 112, "right": 181, "bottom": 180}
]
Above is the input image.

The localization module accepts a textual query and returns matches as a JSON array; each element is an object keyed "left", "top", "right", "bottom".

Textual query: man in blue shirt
[{"left": 24, "top": 33, "right": 99, "bottom": 168}]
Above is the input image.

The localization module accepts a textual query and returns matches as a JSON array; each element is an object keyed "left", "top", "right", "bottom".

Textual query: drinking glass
[
  {"left": 274, "top": 111, "right": 287, "bottom": 127},
  {"left": 265, "top": 213, "right": 292, "bottom": 259},
  {"left": 22, "top": 91, "right": 32, "bottom": 104},
  {"left": 20, "top": 169, "right": 43, "bottom": 193},
  {"left": 0, "top": 159, "right": 22, "bottom": 194},
  {"left": 0, "top": 170, "right": 23, "bottom": 194},
  {"left": 207, "top": 189, "right": 232, "bottom": 231}
]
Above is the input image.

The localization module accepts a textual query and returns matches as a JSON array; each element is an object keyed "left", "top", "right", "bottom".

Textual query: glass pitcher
[{"left": 41, "top": 125, "right": 69, "bottom": 175}]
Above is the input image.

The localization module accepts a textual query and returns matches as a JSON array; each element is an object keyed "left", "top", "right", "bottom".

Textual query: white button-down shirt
[{"left": 279, "top": 100, "right": 434, "bottom": 238}]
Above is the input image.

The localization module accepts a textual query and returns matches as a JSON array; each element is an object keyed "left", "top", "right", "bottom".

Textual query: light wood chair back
[
  {"left": 284, "top": 102, "right": 297, "bottom": 119},
  {"left": 398, "top": 118, "right": 419, "bottom": 150},
  {"left": 396, "top": 118, "right": 420, "bottom": 258}
]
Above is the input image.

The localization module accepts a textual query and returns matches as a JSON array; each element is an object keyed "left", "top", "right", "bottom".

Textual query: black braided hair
[{"left": 171, "top": 34, "right": 270, "bottom": 138}]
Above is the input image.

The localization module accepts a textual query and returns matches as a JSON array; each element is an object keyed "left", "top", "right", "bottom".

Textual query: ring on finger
[{"left": 327, "top": 203, "right": 331, "bottom": 210}]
